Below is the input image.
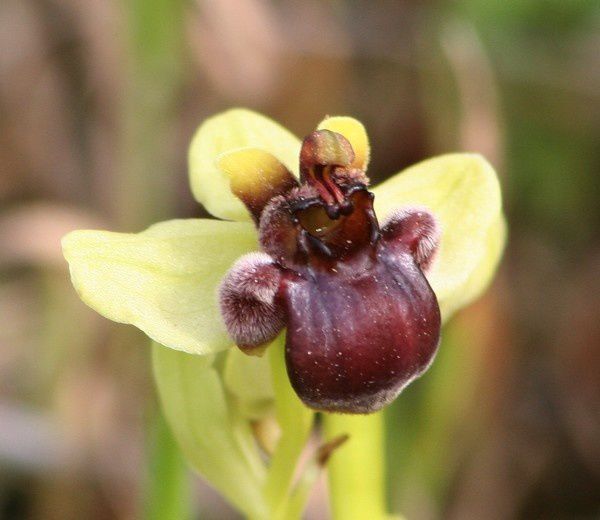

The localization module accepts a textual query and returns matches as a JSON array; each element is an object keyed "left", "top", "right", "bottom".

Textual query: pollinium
[{"left": 219, "top": 130, "right": 441, "bottom": 413}]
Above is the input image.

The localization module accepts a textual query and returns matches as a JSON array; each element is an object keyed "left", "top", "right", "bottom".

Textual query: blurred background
[{"left": 1, "top": 0, "right": 599, "bottom": 518}]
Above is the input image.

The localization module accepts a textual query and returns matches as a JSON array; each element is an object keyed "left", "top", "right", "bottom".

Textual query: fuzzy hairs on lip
[
  {"left": 218, "top": 252, "right": 285, "bottom": 354},
  {"left": 380, "top": 206, "right": 440, "bottom": 272}
]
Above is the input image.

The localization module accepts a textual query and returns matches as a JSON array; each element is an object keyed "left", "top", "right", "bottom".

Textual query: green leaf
[
  {"left": 224, "top": 348, "right": 274, "bottom": 420},
  {"left": 152, "top": 344, "right": 268, "bottom": 518},
  {"left": 62, "top": 219, "right": 257, "bottom": 355},
  {"left": 371, "top": 153, "right": 505, "bottom": 320},
  {"left": 189, "top": 108, "right": 301, "bottom": 221}
]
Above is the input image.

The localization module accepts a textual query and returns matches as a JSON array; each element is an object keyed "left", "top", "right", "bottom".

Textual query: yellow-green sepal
[
  {"left": 62, "top": 219, "right": 257, "bottom": 355},
  {"left": 152, "top": 344, "right": 268, "bottom": 518},
  {"left": 224, "top": 347, "right": 275, "bottom": 420},
  {"left": 189, "top": 109, "right": 301, "bottom": 221},
  {"left": 372, "top": 153, "right": 505, "bottom": 320}
]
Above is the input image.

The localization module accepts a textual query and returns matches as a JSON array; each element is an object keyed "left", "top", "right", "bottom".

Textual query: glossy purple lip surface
[{"left": 282, "top": 241, "right": 440, "bottom": 413}]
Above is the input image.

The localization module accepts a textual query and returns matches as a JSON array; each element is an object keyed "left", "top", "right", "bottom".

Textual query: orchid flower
[{"left": 62, "top": 109, "right": 505, "bottom": 519}]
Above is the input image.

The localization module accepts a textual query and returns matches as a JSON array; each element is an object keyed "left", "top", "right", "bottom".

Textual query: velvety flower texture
[{"left": 63, "top": 109, "right": 505, "bottom": 415}]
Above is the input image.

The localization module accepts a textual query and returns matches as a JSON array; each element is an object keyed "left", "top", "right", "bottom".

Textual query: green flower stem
[
  {"left": 144, "top": 412, "right": 191, "bottom": 520},
  {"left": 263, "top": 335, "right": 314, "bottom": 519},
  {"left": 323, "top": 412, "right": 388, "bottom": 520}
]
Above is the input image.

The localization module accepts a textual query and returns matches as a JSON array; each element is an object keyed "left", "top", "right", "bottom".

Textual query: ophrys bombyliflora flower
[
  {"left": 218, "top": 127, "right": 440, "bottom": 413},
  {"left": 63, "top": 109, "right": 505, "bottom": 414}
]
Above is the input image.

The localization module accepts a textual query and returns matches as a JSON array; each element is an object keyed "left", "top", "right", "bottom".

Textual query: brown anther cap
[{"left": 300, "top": 130, "right": 355, "bottom": 172}]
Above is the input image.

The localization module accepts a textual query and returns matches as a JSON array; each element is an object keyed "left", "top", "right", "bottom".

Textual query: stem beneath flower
[
  {"left": 323, "top": 412, "right": 389, "bottom": 520},
  {"left": 264, "top": 334, "right": 314, "bottom": 519},
  {"left": 144, "top": 411, "right": 192, "bottom": 520}
]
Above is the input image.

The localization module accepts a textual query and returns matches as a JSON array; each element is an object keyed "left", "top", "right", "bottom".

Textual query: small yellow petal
[
  {"left": 217, "top": 148, "right": 297, "bottom": 220},
  {"left": 317, "top": 116, "right": 370, "bottom": 170}
]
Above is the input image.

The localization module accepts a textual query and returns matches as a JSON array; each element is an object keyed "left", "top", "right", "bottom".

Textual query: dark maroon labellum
[{"left": 220, "top": 130, "right": 441, "bottom": 413}]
